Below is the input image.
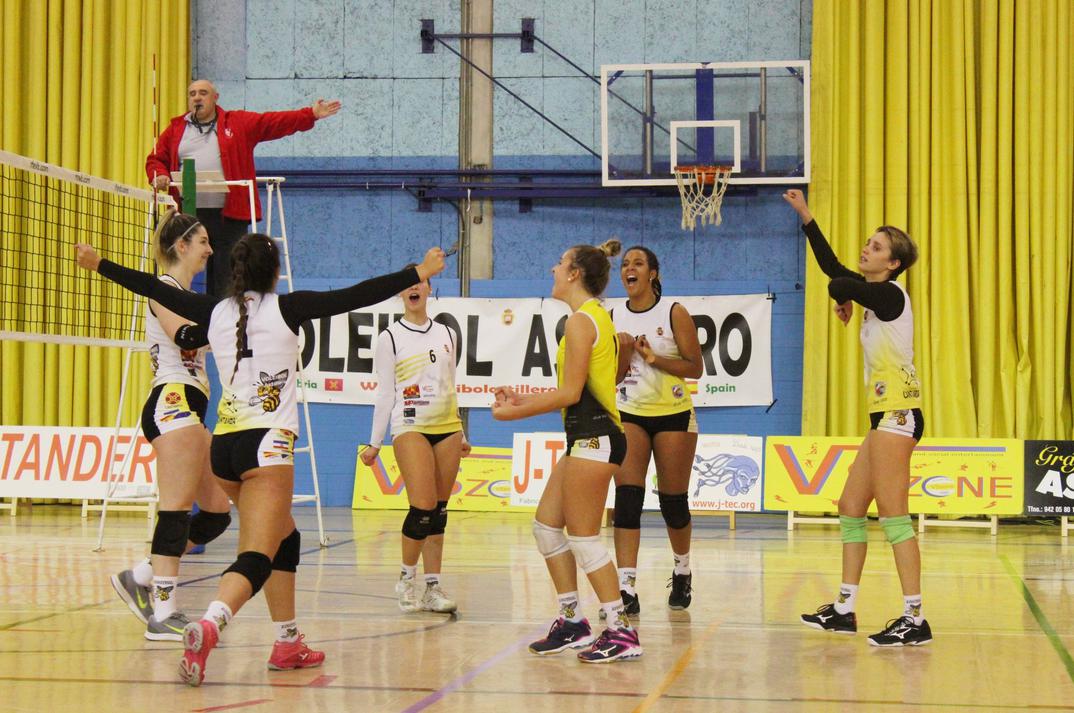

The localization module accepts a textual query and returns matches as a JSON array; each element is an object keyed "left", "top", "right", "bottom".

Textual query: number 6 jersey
[{"left": 369, "top": 318, "right": 463, "bottom": 447}]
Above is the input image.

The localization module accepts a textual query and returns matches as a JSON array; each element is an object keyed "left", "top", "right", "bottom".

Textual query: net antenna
[{"left": 674, "top": 164, "right": 733, "bottom": 230}]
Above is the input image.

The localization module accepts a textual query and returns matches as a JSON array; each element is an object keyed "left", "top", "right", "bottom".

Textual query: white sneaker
[
  {"left": 395, "top": 577, "right": 420, "bottom": 613},
  {"left": 421, "top": 583, "right": 457, "bottom": 613}
]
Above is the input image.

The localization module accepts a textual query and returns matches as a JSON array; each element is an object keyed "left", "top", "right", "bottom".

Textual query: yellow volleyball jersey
[
  {"left": 611, "top": 298, "right": 694, "bottom": 416},
  {"left": 555, "top": 299, "right": 623, "bottom": 439},
  {"left": 861, "top": 281, "right": 922, "bottom": 411}
]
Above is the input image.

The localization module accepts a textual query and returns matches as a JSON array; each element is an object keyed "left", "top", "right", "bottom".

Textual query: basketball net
[{"left": 674, "top": 165, "right": 732, "bottom": 230}]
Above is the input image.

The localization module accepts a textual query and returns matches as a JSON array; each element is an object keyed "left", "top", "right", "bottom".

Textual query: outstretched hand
[
  {"left": 416, "top": 247, "right": 446, "bottom": 281},
  {"left": 312, "top": 99, "right": 341, "bottom": 120},
  {"left": 834, "top": 301, "right": 852, "bottom": 325},
  {"left": 782, "top": 189, "right": 812, "bottom": 223},
  {"left": 74, "top": 243, "right": 101, "bottom": 272}
]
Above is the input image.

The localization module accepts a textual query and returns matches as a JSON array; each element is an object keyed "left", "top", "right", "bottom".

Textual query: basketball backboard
[{"left": 600, "top": 61, "right": 810, "bottom": 186}]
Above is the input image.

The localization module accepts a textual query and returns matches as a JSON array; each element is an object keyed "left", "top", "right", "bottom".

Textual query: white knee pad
[
  {"left": 567, "top": 534, "right": 611, "bottom": 574},
  {"left": 532, "top": 520, "right": 570, "bottom": 559}
]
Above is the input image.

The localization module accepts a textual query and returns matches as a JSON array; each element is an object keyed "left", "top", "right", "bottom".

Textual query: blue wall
[{"left": 193, "top": 0, "right": 812, "bottom": 506}]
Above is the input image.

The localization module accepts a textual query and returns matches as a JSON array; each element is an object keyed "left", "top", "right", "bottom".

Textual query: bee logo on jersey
[
  {"left": 874, "top": 381, "right": 886, "bottom": 397},
  {"left": 250, "top": 369, "right": 288, "bottom": 413},
  {"left": 149, "top": 344, "right": 160, "bottom": 374},
  {"left": 403, "top": 384, "right": 420, "bottom": 399},
  {"left": 672, "top": 384, "right": 684, "bottom": 399}
]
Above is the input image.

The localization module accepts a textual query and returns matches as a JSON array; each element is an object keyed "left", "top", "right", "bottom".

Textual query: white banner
[
  {"left": 510, "top": 431, "right": 763, "bottom": 512},
  {"left": 296, "top": 294, "right": 772, "bottom": 408},
  {"left": 0, "top": 426, "right": 156, "bottom": 499}
]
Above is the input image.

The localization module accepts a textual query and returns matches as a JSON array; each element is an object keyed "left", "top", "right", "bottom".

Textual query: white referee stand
[
  {"left": 91, "top": 176, "right": 328, "bottom": 548},
  {"left": 785, "top": 510, "right": 999, "bottom": 535}
]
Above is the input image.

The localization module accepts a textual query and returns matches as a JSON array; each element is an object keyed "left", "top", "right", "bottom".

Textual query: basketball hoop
[{"left": 673, "top": 165, "right": 733, "bottom": 230}]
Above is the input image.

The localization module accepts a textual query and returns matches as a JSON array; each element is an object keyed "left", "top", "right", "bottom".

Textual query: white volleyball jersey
[
  {"left": 860, "top": 281, "right": 922, "bottom": 411},
  {"left": 369, "top": 318, "right": 462, "bottom": 446},
  {"left": 612, "top": 298, "right": 693, "bottom": 416},
  {"left": 208, "top": 292, "right": 299, "bottom": 434},
  {"left": 146, "top": 274, "right": 210, "bottom": 395}
]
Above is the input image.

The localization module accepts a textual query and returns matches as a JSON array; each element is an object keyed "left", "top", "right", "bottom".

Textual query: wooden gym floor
[{"left": 1, "top": 506, "right": 1072, "bottom": 712}]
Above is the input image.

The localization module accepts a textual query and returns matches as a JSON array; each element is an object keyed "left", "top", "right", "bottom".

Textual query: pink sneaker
[
  {"left": 178, "top": 619, "right": 219, "bottom": 686},
  {"left": 267, "top": 635, "right": 325, "bottom": 671}
]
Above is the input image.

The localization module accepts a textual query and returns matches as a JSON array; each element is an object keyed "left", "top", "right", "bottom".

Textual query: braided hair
[
  {"left": 227, "top": 233, "right": 279, "bottom": 384},
  {"left": 152, "top": 209, "right": 202, "bottom": 268}
]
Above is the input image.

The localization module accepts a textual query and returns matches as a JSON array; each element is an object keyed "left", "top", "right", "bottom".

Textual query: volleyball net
[{"left": 0, "top": 149, "right": 169, "bottom": 349}]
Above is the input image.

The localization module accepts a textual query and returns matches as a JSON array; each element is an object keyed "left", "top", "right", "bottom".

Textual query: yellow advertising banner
[
  {"left": 352, "top": 445, "right": 531, "bottom": 512},
  {"left": 763, "top": 437, "right": 1024, "bottom": 515}
]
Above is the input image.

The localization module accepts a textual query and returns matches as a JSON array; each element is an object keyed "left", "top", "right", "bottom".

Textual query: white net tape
[{"left": 674, "top": 165, "right": 732, "bottom": 231}]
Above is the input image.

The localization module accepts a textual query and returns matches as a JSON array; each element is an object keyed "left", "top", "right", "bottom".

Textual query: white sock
[
  {"left": 275, "top": 618, "right": 299, "bottom": 643},
  {"left": 151, "top": 576, "right": 179, "bottom": 620},
  {"left": 557, "top": 591, "right": 582, "bottom": 622},
  {"left": 833, "top": 583, "right": 858, "bottom": 615},
  {"left": 673, "top": 552, "right": 691, "bottom": 575},
  {"left": 424, "top": 573, "right": 440, "bottom": 587},
  {"left": 600, "top": 599, "right": 629, "bottom": 630},
  {"left": 617, "top": 567, "right": 637, "bottom": 595},
  {"left": 203, "top": 600, "right": 233, "bottom": 633},
  {"left": 132, "top": 558, "right": 153, "bottom": 587},
  {"left": 904, "top": 595, "right": 923, "bottom": 625},
  {"left": 400, "top": 564, "right": 417, "bottom": 580}
]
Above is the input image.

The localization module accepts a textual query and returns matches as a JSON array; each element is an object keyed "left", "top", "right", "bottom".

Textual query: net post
[{"left": 182, "top": 158, "right": 197, "bottom": 215}]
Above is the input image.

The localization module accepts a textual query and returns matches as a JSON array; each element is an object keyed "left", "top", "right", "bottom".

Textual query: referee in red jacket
[{"left": 146, "top": 79, "right": 340, "bottom": 296}]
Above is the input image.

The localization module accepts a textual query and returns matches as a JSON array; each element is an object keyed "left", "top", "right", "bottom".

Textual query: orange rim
[{"left": 673, "top": 165, "right": 733, "bottom": 185}]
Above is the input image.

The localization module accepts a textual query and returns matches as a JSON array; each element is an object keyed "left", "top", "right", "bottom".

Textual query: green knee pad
[
  {"left": 839, "top": 515, "right": 868, "bottom": 544},
  {"left": 880, "top": 515, "right": 915, "bottom": 545}
]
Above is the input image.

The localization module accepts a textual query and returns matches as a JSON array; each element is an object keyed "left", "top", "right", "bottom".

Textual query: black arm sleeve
[
  {"left": 97, "top": 259, "right": 219, "bottom": 324},
  {"left": 828, "top": 278, "right": 906, "bottom": 321},
  {"left": 173, "top": 323, "right": 210, "bottom": 349},
  {"left": 278, "top": 267, "right": 421, "bottom": 332},
  {"left": 802, "top": 220, "right": 861, "bottom": 281}
]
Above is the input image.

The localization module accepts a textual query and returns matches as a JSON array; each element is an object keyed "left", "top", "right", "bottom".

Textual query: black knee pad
[
  {"left": 224, "top": 551, "right": 273, "bottom": 595},
  {"left": 402, "top": 505, "right": 437, "bottom": 541},
  {"left": 614, "top": 485, "right": 646, "bottom": 529},
  {"left": 658, "top": 491, "right": 692, "bottom": 530},
  {"left": 272, "top": 528, "right": 301, "bottom": 572},
  {"left": 428, "top": 500, "right": 449, "bottom": 536},
  {"left": 151, "top": 510, "right": 191, "bottom": 557},
  {"left": 188, "top": 510, "right": 231, "bottom": 545}
]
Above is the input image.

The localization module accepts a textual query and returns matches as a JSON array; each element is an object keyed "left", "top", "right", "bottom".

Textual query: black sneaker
[
  {"left": 800, "top": 603, "right": 857, "bottom": 634},
  {"left": 867, "top": 616, "right": 932, "bottom": 647},
  {"left": 667, "top": 573, "right": 692, "bottom": 610},
  {"left": 528, "top": 617, "right": 596, "bottom": 655}
]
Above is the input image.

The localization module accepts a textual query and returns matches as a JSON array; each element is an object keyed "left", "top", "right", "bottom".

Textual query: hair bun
[{"left": 598, "top": 238, "right": 622, "bottom": 258}]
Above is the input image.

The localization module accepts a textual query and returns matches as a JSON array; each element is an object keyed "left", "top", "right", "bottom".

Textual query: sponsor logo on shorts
[{"left": 165, "top": 391, "right": 182, "bottom": 405}]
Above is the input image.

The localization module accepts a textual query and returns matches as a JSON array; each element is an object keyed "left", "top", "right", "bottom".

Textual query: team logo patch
[
  {"left": 165, "top": 391, "right": 182, "bottom": 405},
  {"left": 403, "top": 384, "right": 420, "bottom": 399},
  {"left": 874, "top": 381, "right": 886, "bottom": 397},
  {"left": 671, "top": 384, "right": 684, "bottom": 399},
  {"left": 656, "top": 327, "right": 664, "bottom": 336},
  {"left": 250, "top": 369, "right": 288, "bottom": 413}
]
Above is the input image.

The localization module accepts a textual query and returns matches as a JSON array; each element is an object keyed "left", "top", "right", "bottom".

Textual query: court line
[
  {"left": 191, "top": 700, "right": 270, "bottom": 712},
  {"left": 631, "top": 617, "right": 723, "bottom": 713},
  {"left": 399, "top": 626, "right": 544, "bottom": 712},
  {"left": 999, "top": 553, "right": 1074, "bottom": 684}
]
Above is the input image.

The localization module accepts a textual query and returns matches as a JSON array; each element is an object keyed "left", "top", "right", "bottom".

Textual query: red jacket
[{"left": 145, "top": 105, "right": 316, "bottom": 221}]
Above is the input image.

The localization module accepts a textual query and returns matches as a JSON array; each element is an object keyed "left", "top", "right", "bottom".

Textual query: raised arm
[
  {"left": 278, "top": 247, "right": 446, "bottom": 331},
  {"left": 75, "top": 244, "right": 218, "bottom": 324},
  {"left": 782, "top": 189, "right": 860, "bottom": 282},
  {"left": 828, "top": 279, "right": 905, "bottom": 321}
]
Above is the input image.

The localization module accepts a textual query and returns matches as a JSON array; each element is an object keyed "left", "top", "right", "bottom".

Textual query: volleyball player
[
  {"left": 76, "top": 237, "right": 446, "bottom": 683},
  {"left": 783, "top": 189, "right": 931, "bottom": 646},
  {"left": 109, "top": 210, "right": 232, "bottom": 641},
  {"left": 359, "top": 267, "right": 470, "bottom": 614},
  {"left": 607, "top": 246, "right": 703, "bottom": 615},
  {"left": 492, "top": 239, "right": 643, "bottom": 663}
]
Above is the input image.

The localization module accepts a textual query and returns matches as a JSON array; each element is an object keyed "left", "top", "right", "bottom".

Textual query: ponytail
[
  {"left": 227, "top": 234, "right": 279, "bottom": 384},
  {"left": 569, "top": 239, "right": 622, "bottom": 297},
  {"left": 153, "top": 208, "right": 202, "bottom": 267}
]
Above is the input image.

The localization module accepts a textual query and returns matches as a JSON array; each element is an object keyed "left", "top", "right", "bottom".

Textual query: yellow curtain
[
  {"left": 0, "top": 0, "right": 190, "bottom": 427},
  {"left": 806, "top": 0, "right": 1073, "bottom": 439}
]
